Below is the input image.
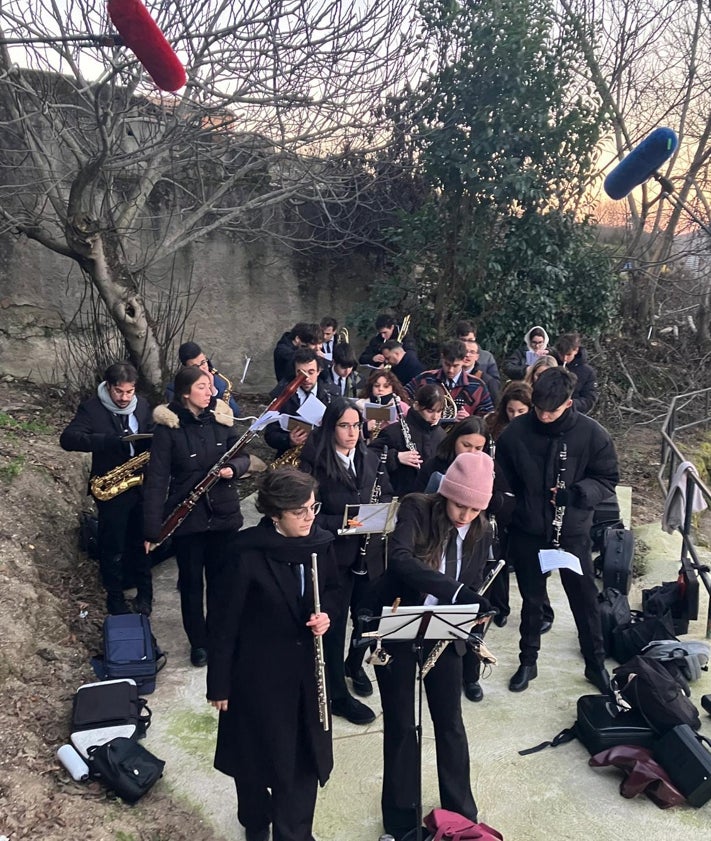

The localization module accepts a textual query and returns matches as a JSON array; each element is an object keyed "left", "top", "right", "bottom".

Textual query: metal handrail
[{"left": 658, "top": 387, "right": 711, "bottom": 638}]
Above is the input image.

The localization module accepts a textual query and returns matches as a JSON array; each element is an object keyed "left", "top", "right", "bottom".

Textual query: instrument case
[
  {"left": 654, "top": 724, "right": 711, "bottom": 806},
  {"left": 591, "top": 494, "right": 623, "bottom": 551},
  {"left": 92, "top": 614, "right": 165, "bottom": 694},
  {"left": 600, "top": 527, "right": 634, "bottom": 595},
  {"left": 575, "top": 694, "right": 656, "bottom": 755}
]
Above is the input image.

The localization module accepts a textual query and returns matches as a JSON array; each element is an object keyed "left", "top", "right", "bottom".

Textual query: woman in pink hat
[{"left": 373, "top": 451, "right": 495, "bottom": 841}]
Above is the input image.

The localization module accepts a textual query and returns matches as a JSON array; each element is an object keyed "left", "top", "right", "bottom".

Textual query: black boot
[{"left": 106, "top": 591, "right": 132, "bottom": 615}]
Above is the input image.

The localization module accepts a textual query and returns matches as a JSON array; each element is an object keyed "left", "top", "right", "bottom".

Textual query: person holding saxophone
[
  {"left": 374, "top": 452, "right": 494, "bottom": 841},
  {"left": 60, "top": 362, "right": 154, "bottom": 616},
  {"left": 207, "top": 468, "right": 338, "bottom": 841}
]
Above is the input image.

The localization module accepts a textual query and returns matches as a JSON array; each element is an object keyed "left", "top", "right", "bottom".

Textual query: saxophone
[
  {"left": 310, "top": 552, "right": 330, "bottom": 731},
  {"left": 90, "top": 450, "right": 151, "bottom": 501},
  {"left": 552, "top": 443, "right": 568, "bottom": 548}
]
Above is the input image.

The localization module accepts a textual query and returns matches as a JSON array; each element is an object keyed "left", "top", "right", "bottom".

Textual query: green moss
[
  {"left": 0, "top": 411, "right": 50, "bottom": 434},
  {"left": 0, "top": 455, "right": 25, "bottom": 482},
  {"left": 166, "top": 710, "right": 218, "bottom": 765}
]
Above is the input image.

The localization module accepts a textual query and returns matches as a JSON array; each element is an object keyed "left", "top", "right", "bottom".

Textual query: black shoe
[
  {"left": 584, "top": 665, "right": 611, "bottom": 694},
  {"left": 540, "top": 619, "right": 553, "bottom": 634},
  {"left": 190, "top": 647, "right": 208, "bottom": 667},
  {"left": 509, "top": 664, "right": 537, "bottom": 692},
  {"left": 331, "top": 695, "right": 375, "bottom": 725},
  {"left": 493, "top": 613, "right": 508, "bottom": 628},
  {"left": 133, "top": 597, "right": 152, "bottom": 617},
  {"left": 106, "top": 593, "right": 132, "bottom": 615},
  {"left": 245, "top": 827, "right": 269, "bottom": 841},
  {"left": 344, "top": 661, "right": 374, "bottom": 697},
  {"left": 463, "top": 681, "right": 484, "bottom": 702}
]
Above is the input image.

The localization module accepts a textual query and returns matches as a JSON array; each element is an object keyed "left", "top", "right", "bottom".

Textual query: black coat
[
  {"left": 358, "top": 329, "right": 417, "bottom": 366},
  {"left": 273, "top": 331, "right": 297, "bottom": 382},
  {"left": 391, "top": 351, "right": 425, "bottom": 386},
  {"left": 59, "top": 394, "right": 153, "bottom": 483},
  {"left": 207, "top": 519, "right": 338, "bottom": 787},
  {"left": 559, "top": 346, "right": 599, "bottom": 415},
  {"left": 264, "top": 382, "right": 338, "bottom": 455},
  {"left": 385, "top": 494, "right": 490, "bottom": 607},
  {"left": 142, "top": 400, "right": 249, "bottom": 541},
  {"left": 299, "top": 438, "right": 393, "bottom": 577},
  {"left": 495, "top": 407, "right": 618, "bottom": 543},
  {"left": 369, "top": 409, "right": 446, "bottom": 496}
]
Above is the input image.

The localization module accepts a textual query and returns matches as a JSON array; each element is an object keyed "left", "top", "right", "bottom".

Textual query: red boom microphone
[{"left": 107, "top": 0, "right": 186, "bottom": 92}]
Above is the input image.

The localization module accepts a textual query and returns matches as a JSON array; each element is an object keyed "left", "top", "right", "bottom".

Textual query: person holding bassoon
[{"left": 142, "top": 365, "right": 250, "bottom": 667}]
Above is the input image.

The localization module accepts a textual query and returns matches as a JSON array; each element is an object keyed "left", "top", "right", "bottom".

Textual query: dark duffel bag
[
  {"left": 654, "top": 725, "right": 711, "bottom": 807},
  {"left": 610, "top": 610, "right": 676, "bottom": 664},
  {"left": 598, "top": 587, "right": 632, "bottom": 657},
  {"left": 87, "top": 736, "right": 165, "bottom": 803}
]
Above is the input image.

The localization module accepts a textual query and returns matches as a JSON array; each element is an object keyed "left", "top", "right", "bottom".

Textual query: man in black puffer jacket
[
  {"left": 553, "top": 333, "right": 599, "bottom": 415},
  {"left": 495, "top": 367, "right": 618, "bottom": 695}
]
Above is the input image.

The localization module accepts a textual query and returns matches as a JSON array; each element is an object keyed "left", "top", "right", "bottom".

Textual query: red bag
[{"left": 423, "top": 809, "right": 504, "bottom": 841}]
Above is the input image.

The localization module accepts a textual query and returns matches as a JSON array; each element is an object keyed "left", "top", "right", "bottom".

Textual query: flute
[{"left": 310, "top": 553, "right": 330, "bottom": 731}]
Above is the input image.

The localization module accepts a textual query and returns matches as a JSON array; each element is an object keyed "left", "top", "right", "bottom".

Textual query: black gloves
[{"left": 455, "top": 588, "right": 491, "bottom": 613}]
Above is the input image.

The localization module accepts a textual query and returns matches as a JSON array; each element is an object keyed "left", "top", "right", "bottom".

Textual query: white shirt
[
  {"left": 424, "top": 522, "right": 471, "bottom": 605},
  {"left": 335, "top": 449, "right": 356, "bottom": 476}
]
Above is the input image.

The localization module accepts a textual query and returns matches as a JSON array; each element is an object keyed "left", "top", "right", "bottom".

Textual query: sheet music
[
  {"left": 250, "top": 410, "right": 280, "bottom": 432},
  {"left": 368, "top": 604, "right": 481, "bottom": 641},
  {"left": 338, "top": 502, "right": 398, "bottom": 535},
  {"left": 297, "top": 393, "right": 327, "bottom": 425},
  {"left": 538, "top": 548, "right": 582, "bottom": 575},
  {"left": 363, "top": 402, "right": 397, "bottom": 423}
]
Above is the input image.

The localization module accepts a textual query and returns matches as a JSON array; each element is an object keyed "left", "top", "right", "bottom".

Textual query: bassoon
[{"left": 154, "top": 371, "right": 306, "bottom": 546}]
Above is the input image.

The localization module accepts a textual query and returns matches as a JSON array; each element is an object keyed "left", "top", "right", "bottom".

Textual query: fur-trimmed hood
[{"left": 152, "top": 398, "right": 234, "bottom": 429}]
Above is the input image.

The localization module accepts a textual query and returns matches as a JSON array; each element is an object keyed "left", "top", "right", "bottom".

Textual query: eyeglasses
[
  {"left": 336, "top": 422, "right": 361, "bottom": 430},
  {"left": 287, "top": 502, "right": 322, "bottom": 519},
  {"left": 530, "top": 339, "right": 545, "bottom": 347}
]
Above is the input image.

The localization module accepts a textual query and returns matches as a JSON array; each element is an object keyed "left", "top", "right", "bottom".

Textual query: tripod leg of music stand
[{"left": 415, "top": 641, "right": 424, "bottom": 841}]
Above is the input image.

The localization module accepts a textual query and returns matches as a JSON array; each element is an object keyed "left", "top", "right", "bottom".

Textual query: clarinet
[
  {"left": 310, "top": 553, "right": 330, "bottom": 731},
  {"left": 352, "top": 446, "right": 388, "bottom": 576},
  {"left": 552, "top": 443, "right": 567, "bottom": 548},
  {"left": 394, "top": 397, "right": 417, "bottom": 453}
]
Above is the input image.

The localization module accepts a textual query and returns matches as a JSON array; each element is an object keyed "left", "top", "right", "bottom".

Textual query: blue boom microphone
[{"left": 603, "top": 127, "right": 678, "bottom": 200}]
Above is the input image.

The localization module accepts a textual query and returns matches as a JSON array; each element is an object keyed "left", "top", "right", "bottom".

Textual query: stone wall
[{"left": 0, "top": 229, "right": 375, "bottom": 392}]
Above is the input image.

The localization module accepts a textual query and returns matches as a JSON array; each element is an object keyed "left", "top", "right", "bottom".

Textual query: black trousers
[
  {"left": 376, "top": 642, "right": 477, "bottom": 840},
  {"left": 172, "top": 529, "right": 238, "bottom": 650},
  {"left": 509, "top": 530, "right": 605, "bottom": 669},
  {"left": 96, "top": 489, "right": 151, "bottom": 601},
  {"left": 234, "top": 716, "right": 319, "bottom": 841}
]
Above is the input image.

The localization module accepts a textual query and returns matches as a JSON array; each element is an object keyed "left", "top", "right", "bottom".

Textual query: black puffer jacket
[
  {"left": 495, "top": 407, "right": 618, "bottom": 542},
  {"left": 143, "top": 399, "right": 250, "bottom": 540},
  {"left": 555, "top": 346, "right": 599, "bottom": 415}
]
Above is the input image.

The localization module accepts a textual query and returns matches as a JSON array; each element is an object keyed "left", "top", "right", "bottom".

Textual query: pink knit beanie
[{"left": 439, "top": 451, "right": 494, "bottom": 510}]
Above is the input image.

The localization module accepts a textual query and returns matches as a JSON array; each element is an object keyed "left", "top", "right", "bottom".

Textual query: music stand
[{"left": 361, "top": 605, "right": 486, "bottom": 841}]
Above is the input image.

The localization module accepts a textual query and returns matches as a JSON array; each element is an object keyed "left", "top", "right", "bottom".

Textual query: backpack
[
  {"left": 598, "top": 587, "right": 631, "bottom": 656},
  {"left": 519, "top": 694, "right": 656, "bottom": 757},
  {"left": 87, "top": 736, "right": 165, "bottom": 803},
  {"left": 610, "top": 610, "right": 676, "bottom": 664},
  {"left": 642, "top": 639, "right": 710, "bottom": 687},
  {"left": 92, "top": 614, "right": 166, "bottom": 694},
  {"left": 612, "top": 655, "right": 701, "bottom": 735}
]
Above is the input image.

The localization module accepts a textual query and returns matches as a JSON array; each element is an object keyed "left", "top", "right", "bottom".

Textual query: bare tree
[
  {"left": 559, "top": 0, "right": 711, "bottom": 337},
  {"left": 0, "top": 0, "right": 417, "bottom": 387}
]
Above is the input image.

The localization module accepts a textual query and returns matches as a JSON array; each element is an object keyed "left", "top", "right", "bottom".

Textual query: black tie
[
  {"left": 338, "top": 376, "right": 343, "bottom": 394},
  {"left": 291, "top": 563, "right": 304, "bottom": 600},
  {"left": 445, "top": 529, "right": 459, "bottom": 580},
  {"left": 448, "top": 379, "right": 455, "bottom": 390},
  {"left": 120, "top": 414, "right": 130, "bottom": 433}
]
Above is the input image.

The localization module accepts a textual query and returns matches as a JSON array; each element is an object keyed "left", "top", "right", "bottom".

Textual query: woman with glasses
[
  {"left": 369, "top": 383, "right": 447, "bottom": 497},
  {"left": 143, "top": 365, "right": 250, "bottom": 667},
  {"left": 299, "top": 397, "right": 394, "bottom": 725},
  {"left": 503, "top": 325, "right": 552, "bottom": 380},
  {"left": 207, "top": 468, "right": 337, "bottom": 841}
]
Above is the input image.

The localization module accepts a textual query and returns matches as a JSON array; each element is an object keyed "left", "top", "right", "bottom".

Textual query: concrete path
[{"left": 145, "top": 488, "right": 711, "bottom": 840}]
